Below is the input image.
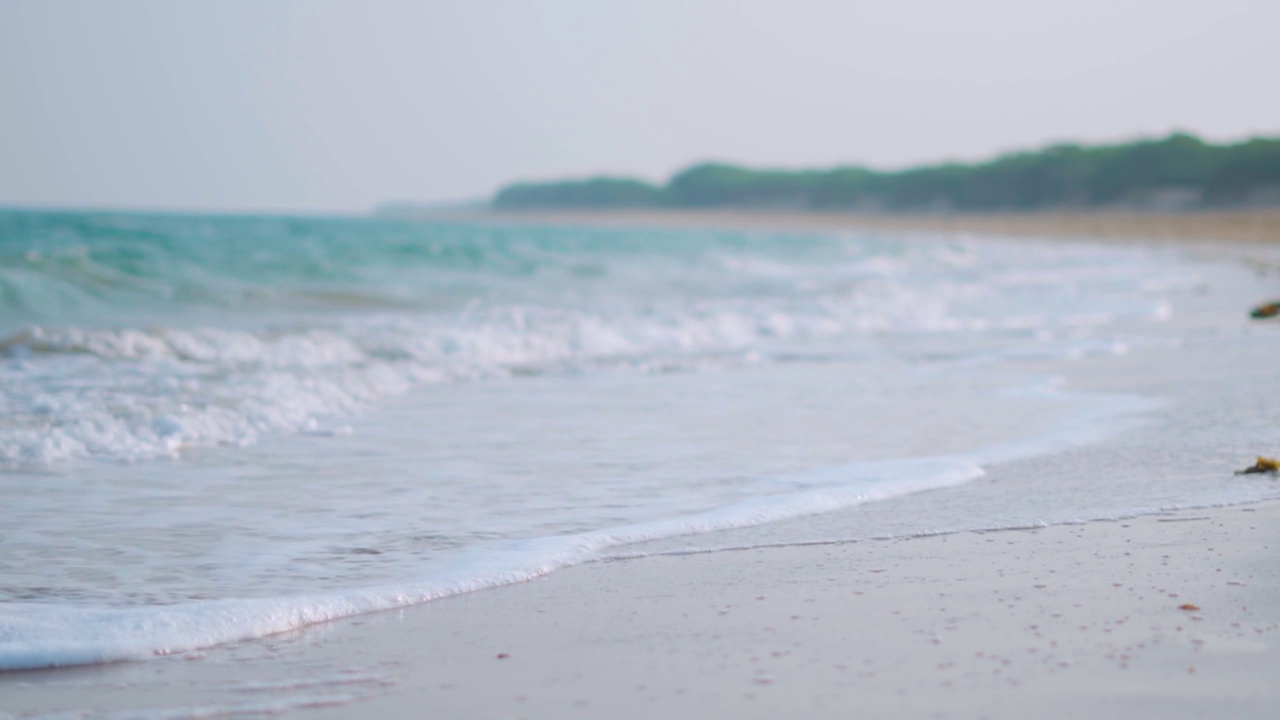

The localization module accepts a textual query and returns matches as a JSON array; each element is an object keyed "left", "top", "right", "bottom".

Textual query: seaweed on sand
[
  {"left": 1250, "top": 302, "right": 1280, "bottom": 319},
  {"left": 1235, "top": 457, "right": 1280, "bottom": 475}
]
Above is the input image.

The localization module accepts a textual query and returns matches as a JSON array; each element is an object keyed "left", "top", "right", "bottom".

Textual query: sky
[{"left": 1, "top": 0, "right": 1278, "bottom": 213}]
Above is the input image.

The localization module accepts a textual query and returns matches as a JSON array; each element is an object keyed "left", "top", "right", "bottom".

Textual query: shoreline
[
  {"left": 452, "top": 208, "right": 1280, "bottom": 244},
  {"left": 4, "top": 215, "right": 1280, "bottom": 717},
  {"left": 326, "top": 503, "right": 1280, "bottom": 719},
  {"left": 3, "top": 501, "right": 1276, "bottom": 718}
]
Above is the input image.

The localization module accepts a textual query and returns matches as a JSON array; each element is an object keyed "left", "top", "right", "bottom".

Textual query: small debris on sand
[
  {"left": 1235, "top": 457, "right": 1280, "bottom": 475},
  {"left": 1250, "top": 302, "right": 1280, "bottom": 319},
  {"left": 1178, "top": 603, "right": 1200, "bottom": 611}
]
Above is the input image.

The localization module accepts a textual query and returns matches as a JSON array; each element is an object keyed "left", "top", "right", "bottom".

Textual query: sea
[{"left": 2, "top": 210, "right": 1280, "bottom": 671}]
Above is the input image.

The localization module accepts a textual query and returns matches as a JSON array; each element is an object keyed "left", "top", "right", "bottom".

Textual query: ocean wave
[
  {"left": 0, "top": 214, "right": 1195, "bottom": 466},
  {"left": 0, "top": 293, "right": 1171, "bottom": 468}
]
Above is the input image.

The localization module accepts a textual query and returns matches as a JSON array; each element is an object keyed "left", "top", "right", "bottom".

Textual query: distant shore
[
  {"left": 462, "top": 208, "right": 1280, "bottom": 244},
  {"left": 491, "top": 134, "right": 1280, "bottom": 218}
]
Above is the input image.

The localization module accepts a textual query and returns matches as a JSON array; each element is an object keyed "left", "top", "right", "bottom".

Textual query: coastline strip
[{"left": 463, "top": 208, "right": 1280, "bottom": 244}]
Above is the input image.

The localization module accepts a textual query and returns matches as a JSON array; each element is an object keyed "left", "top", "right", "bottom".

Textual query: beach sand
[
  {"left": 478, "top": 208, "right": 1280, "bottom": 245},
  {"left": 2, "top": 503, "right": 1276, "bottom": 719}
]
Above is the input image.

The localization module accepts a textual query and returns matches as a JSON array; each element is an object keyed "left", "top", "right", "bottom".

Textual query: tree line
[{"left": 493, "top": 133, "right": 1280, "bottom": 212}]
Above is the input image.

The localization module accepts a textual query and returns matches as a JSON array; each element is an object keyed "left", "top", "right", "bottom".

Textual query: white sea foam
[
  {"left": 0, "top": 234, "right": 1190, "bottom": 467},
  {"left": 0, "top": 383, "right": 1154, "bottom": 671},
  {"left": 0, "top": 461, "right": 979, "bottom": 670}
]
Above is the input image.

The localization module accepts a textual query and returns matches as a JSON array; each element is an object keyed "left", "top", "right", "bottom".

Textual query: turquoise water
[
  {"left": 1, "top": 211, "right": 900, "bottom": 332},
  {"left": 0, "top": 211, "right": 1181, "bottom": 466},
  {"left": 2, "top": 210, "right": 1278, "bottom": 670}
]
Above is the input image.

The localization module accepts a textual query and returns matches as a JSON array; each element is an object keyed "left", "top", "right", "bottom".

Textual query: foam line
[{"left": 0, "top": 385, "right": 1151, "bottom": 671}]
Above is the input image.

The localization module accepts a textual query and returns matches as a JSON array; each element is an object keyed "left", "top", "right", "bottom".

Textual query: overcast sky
[{"left": 2, "top": 0, "right": 1277, "bottom": 213}]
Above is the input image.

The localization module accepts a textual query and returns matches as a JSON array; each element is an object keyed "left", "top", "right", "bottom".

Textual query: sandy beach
[
  {"left": 2, "top": 502, "right": 1276, "bottom": 719},
  {"left": 477, "top": 208, "right": 1280, "bottom": 245}
]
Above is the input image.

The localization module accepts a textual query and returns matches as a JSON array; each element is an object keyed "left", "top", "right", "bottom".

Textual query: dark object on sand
[
  {"left": 1250, "top": 302, "right": 1280, "bottom": 319},
  {"left": 1235, "top": 456, "right": 1280, "bottom": 475}
]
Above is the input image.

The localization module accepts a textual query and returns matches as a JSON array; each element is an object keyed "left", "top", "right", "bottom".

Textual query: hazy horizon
[{"left": 3, "top": 0, "right": 1278, "bottom": 214}]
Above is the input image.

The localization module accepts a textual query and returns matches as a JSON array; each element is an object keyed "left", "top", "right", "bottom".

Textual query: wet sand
[{"left": 2, "top": 504, "right": 1277, "bottom": 719}]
